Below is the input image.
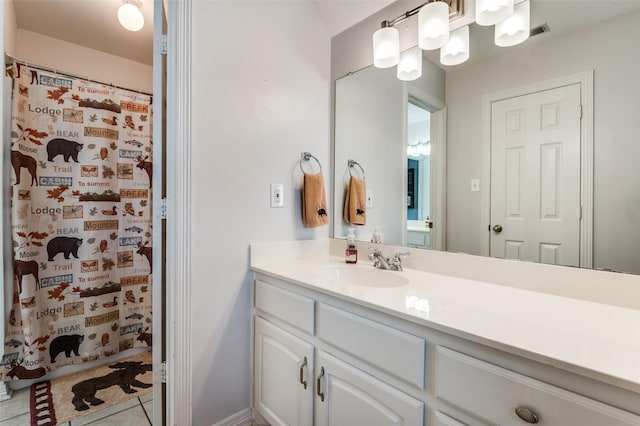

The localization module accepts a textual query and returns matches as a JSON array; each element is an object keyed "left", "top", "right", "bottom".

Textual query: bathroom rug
[{"left": 30, "top": 350, "right": 152, "bottom": 425}]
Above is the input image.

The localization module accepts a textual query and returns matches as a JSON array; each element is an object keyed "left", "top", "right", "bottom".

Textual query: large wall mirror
[{"left": 333, "top": 0, "right": 640, "bottom": 275}]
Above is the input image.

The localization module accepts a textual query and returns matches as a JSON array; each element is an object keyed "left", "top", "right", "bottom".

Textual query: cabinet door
[
  {"left": 254, "top": 317, "right": 313, "bottom": 426},
  {"left": 314, "top": 350, "right": 424, "bottom": 426},
  {"left": 433, "top": 411, "right": 468, "bottom": 426}
]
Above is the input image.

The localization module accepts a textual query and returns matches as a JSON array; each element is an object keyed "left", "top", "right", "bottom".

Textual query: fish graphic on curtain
[{"left": 2, "top": 63, "right": 153, "bottom": 381}]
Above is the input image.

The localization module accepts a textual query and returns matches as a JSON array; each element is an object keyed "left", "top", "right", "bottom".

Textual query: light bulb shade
[
  {"left": 373, "top": 26, "right": 400, "bottom": 68},
  {"left": 418, "top": 1, "right": 450, "bottom": 50},
  {"left": 440, "top": 25, "right": 469, "bottom": 66},
  {"left": 118, "top": 1, "right": 144, "bottom": 32},
  {"left": 397, "top": 47, "right": 423, "bottom": 81},
  {"left": 476, "top": 0, "right": 514, "bottom": 26},
  {"left": 495, "top": 0, "right": 530, "bottom": 47}
]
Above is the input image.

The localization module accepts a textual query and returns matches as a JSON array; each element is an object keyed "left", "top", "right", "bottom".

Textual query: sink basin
[{"left": 314, "top": 265, "right": 409, "bottom": 288}]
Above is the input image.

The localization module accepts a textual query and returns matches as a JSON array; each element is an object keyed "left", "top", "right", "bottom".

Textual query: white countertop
[{"left": 250, "top": 240, "right": 640, "bottom": 394}]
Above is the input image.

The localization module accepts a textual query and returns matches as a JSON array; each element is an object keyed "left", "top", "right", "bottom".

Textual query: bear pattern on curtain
[{"left": 2, "top": 63, "right": 153, "bottom": 381}]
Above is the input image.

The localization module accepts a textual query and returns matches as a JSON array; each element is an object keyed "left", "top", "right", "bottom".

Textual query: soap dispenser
[
  {"left": 345, "top": 228, "right": 357, "bottom": 264},
  {"left": 371, "top": 227, "right": 383, "bottom": 244}
]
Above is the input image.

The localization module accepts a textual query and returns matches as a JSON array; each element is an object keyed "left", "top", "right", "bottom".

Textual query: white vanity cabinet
[
  {"left": 314, "top": 349, "right": 423, "bottom": 425},
  {"left": 435, "top": 346, "right": 640, "bottom": 426},
  {"left": 254, "top": 317, "right": 314, "bottom": 426},
  {"left": 253, "top": 278, "right": 425, "bottom": 425},
  {"left": 252, "top": 274, "right": 640, "bottom": 426}
]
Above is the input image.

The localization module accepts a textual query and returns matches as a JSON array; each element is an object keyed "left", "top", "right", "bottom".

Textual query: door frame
[
  {"left": 165, "top": 0, "right": 192, "bottom": 425},
  {"left": 480, "top": 71, "right": 593, "bottom": 268}
]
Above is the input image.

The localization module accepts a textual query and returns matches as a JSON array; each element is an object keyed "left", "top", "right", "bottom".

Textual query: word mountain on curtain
[{"left": 2, "top": 63, "right": 153, "bottom": 381}]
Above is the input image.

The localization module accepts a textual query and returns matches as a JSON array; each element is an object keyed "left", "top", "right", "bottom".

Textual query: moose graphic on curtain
[{"left": 2, "top": 63, "right": 153, "bottom": 381}]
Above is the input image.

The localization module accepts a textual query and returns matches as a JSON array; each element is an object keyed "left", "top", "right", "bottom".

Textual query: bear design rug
[{"left": 30, "top": 351, "right": 152, "bottom": 426}]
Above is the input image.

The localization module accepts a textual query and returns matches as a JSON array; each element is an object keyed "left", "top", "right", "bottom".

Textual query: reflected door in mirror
[{"left": 490, "top": 84, "right": 581, "bottom": 266}]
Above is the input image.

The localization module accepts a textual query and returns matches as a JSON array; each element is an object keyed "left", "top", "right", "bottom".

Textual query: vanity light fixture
[
  {"left": 440, "top": 25, "right": 470, "bottom": 65},
  {"left": 407, "top": 140, "right": 431, "bottom": 157},
  {"left": 373, "top": 22, "right": 400, "bottom": 68},
  {"left": 476, "top": 0, "right": 514, "bottom": 26},
  {"left": 372, "top": 0, "right": 530, "bottom": 80},
  {"left": 418, "top": 1, "right": 450, "bottom": 50},
  {"left": 118, "top": 0, "right": 144, "bottom": 32},
  {"left": 397, "top": 46, "right": 423, "bottom": 81},
  {"left": 495, "top": 0, "right": 530, "bottom": 47}
]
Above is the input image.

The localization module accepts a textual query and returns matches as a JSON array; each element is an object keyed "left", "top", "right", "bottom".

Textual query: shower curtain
[{"left": 2, "top": 63, "right": 153, "bottom": 381}]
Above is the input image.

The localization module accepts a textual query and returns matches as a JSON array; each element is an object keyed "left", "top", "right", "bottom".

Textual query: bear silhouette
[
  {"left": 71, "top": 360, "right": 151, "bottom": 411},
  {"left": 47, "top": 237, "right": 83, "bottom": 261},
  {"left": 50, "top": 334, "right": 84, "bottom": 363},
  {"left": 46, "top": 138, "right": 83, "bottom": 162}
]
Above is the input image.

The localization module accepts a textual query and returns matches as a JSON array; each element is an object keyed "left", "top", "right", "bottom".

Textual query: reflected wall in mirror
[{"left": 332, "top": 0, "right": 640, "bottom": 274}]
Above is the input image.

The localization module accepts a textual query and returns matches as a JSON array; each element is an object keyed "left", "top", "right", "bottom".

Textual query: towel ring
[
  {"left": 348, "top": 160, "right": 365, "bottom": 179},
  {"left": 300, "top": 152, "right": 322, "bottom": 174}
]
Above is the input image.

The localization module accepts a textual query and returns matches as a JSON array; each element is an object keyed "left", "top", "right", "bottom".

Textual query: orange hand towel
[
  {"left": 343, "top": 176, "right": 366, "bottom": 225},
  {"left": 302, "top": 172, "right": 329, "bottom": 228}
]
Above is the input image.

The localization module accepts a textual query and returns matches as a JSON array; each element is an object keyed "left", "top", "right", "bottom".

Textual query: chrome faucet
[{"left": 368, "top": 248, "right": 410, "bottom": 271}]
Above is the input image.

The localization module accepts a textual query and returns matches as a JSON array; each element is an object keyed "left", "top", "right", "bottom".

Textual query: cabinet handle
[
  {"left": 515, "top": 407, "right": 539, "bottom": 424},
  {"left": 299, "top": 356, "right": 307, "bottom": 389},
  {"left": 316, "top": 366, "right": 325, "bottom": 402}
]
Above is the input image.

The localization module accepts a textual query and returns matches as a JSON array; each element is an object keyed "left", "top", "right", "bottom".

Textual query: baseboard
[
  {"left": 0, "top": 382, "right": 14, "bottom": 401},
  {"left": 212, "top": 407, "right": 253, "bottom": 426}
]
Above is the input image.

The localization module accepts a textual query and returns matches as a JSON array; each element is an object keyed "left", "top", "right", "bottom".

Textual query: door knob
[{"left": 492, "top": 224, "right": 503, "bottom": 233}]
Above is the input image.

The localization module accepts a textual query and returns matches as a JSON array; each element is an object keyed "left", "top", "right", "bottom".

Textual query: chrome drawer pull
[
  {"left": 317, "top": 367, "right": 325, "bottom": 402},
  {"left": 299, "top": 356, "right": 308, "bottom": 389},
  {"left": 515, "top": 407, "right": 539, "bottom": 424}
]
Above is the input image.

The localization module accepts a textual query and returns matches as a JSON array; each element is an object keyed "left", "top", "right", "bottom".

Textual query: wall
[
  {"left": 15, "top": 30, "right": 152, "bottom": 93},
  {"left": 446, "top": 11, "right": 640, "bottom": 273},
  {"left": 190, "top": 2, "right": 330, "bottom": 424},
  {"left": 3, "top": 0, "right": 16, "bottom": 55}
]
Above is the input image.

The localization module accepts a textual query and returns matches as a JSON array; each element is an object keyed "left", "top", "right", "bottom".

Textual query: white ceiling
[
  {"left": 13, "top": 0, "right": 155, "bottom": 65},
  {"left": 312, "top": 0, "right": 395, "bottom": 37},
  {"left": 11, "top": 0, "right": 394, "bottom": 65}
]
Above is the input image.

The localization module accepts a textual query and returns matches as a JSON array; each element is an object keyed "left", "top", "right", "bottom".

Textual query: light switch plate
[
  {"left": 270, "top": 183, "right": 283, "bottom": 208},
  {"left": 366, "top": 190, "right": 374, "bottom": 208},
  {"left": 470, "top": 179, "right": 480, "bottom": 192}
]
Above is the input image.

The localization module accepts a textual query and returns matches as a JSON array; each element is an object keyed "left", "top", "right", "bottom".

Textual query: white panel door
[
  {"left": 490, "top": 84, "right": 581, "bottom": 266},
  {"left": 314, "top": 350, "right": 423, "bottom": 426},
  {"left": 254, "top": 317, "right": 314, "bottom": 426}
]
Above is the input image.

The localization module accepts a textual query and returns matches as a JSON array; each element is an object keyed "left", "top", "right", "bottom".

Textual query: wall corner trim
[{"left": 166, "top": 0, "right": 193, "bottom": 424}]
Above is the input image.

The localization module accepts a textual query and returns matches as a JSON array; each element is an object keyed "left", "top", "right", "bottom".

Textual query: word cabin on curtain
[{"left": 2, "top": 63, "right": 153, "bottom": 381}]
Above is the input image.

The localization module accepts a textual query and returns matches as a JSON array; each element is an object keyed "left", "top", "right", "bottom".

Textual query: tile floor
[{"left": 0, "top": 386, "right": 153, "bottom": 425}]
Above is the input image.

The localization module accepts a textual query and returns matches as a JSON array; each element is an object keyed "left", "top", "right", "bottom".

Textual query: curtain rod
[{"left": 5, "top": 55, "right": 152, "bottom": 96}]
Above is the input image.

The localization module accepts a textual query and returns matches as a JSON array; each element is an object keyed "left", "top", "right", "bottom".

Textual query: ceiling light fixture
[{"left": 118, "top": 0, "right": 144, "bottom": 32}]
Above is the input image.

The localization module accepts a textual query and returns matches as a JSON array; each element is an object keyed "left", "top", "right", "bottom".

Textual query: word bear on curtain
[{"left": 2, "top": 63, "right": 153, "bottom": 381}]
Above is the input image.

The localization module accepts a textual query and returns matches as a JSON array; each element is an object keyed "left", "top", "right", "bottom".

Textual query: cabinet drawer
[
  {"left": 435, "top": 346, "right": 640, "bottom": 426},
  {"left": 317, "top": 303, "right": 425, "bottom": 389},
  {"left": 255, "top": 280, "right": 314, "bottom": 334}
]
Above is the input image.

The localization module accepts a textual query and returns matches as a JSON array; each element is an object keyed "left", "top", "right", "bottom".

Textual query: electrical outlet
[{"left": 270, "top": 183, "right": 283, "bottom": 208}]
